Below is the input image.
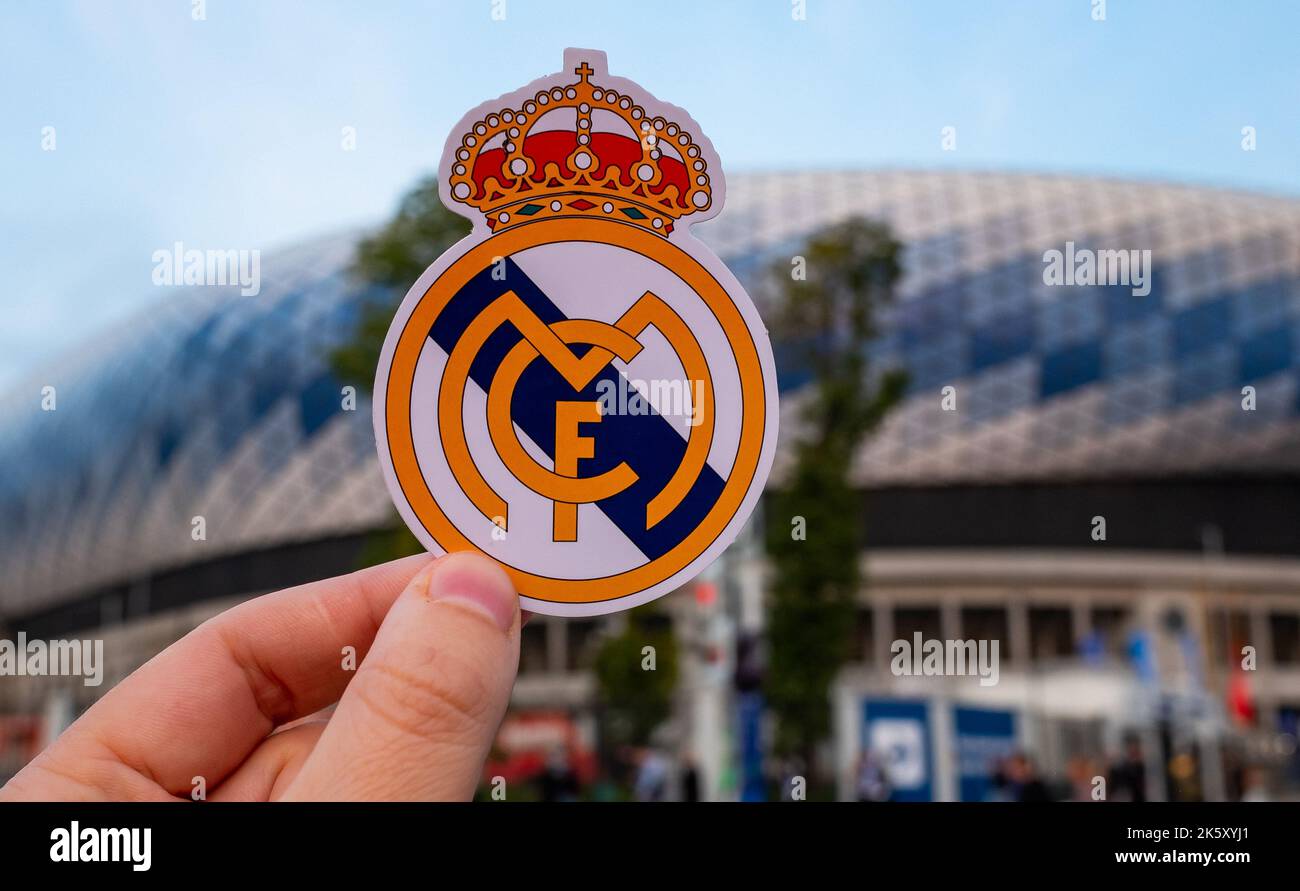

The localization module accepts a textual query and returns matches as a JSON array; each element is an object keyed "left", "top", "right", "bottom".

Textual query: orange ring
[{"left": 385, "top": 217, "right": 766, "bottom": 604}]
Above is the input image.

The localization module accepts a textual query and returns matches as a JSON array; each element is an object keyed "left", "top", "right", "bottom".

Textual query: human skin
[{"left": 0, "top": 552, "right": 521, "bottom": 801}]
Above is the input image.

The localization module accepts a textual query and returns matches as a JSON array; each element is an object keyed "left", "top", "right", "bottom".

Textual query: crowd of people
[
  {"left": 529, "top": 746, "right": 703, "bottom": 802},
  {"left": 852, "top": 734, "right": 1280, "bottom": 802},
  {"left": 517, "top": 736, "right": 1282, "bottom": 801}
]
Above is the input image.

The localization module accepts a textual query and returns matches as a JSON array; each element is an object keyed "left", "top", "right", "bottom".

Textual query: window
[
  {"left": 1270, "top": 613, "right": 1300, "bottom": 665},
  {"left": 1029, "top": 607, "right": 1073, "bottom": 661},
  {"left": 565, "top": 619, "right": 601, "bottom": 671},
  {"left": 961, "top": 607, "right": 1010, "bottom": 660},
  {"left": 1208, "top": 609, "right": 1251, "bottom": 669},
  {"left": 1089, "top": 606, "right": 1130, "bottom": 657},
  {"left": 852, "top": 608, "right": 874, "bottom": 663},
  {"left": 893, "top": 606, "right": 942, "bottom": 643},
  {"left": 519, "top": 621, "right": 548, "bottom": 675}
]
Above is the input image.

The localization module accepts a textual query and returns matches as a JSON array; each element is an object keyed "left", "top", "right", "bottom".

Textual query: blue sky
[{"left": 2, "top": 0, "right": 1298, "bottom": 387}]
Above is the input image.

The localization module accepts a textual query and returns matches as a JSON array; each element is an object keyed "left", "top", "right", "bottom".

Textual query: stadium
[{"left": 2, "top": 170, "right": 1299, "bottom": 800}]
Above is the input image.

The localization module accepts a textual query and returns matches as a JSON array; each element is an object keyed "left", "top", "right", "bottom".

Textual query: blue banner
[
  {"left": 862, "top": 699, "right": 932, "bottom": 802},
  {"left": 953, "top": 706, "right": 1017, "bottom": 802}
]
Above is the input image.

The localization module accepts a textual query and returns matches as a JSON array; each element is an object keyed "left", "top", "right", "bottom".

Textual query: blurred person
[
  {"left": 1007, "top": 752, "right": 1051, "bottom": 803},
  {"left": 1107, "top": 735, "right": 1147, "bottom": 802},
  {"left": 1239, "top": 766, "right": 1271, "bottom": 802},
  {"left": 0, "top": 553, "right": 521, "bottom": 801},
  {"left": 680, "top": 751, "right": 701, "bottom": 802},
  {"left": 538, "top": 746, "right": 580, "bottom": 802},
  {"left": 986, "top": 756, "right": 1016, "bottom": 802},
  {"left": 854, "top": 749, "right": 891, "bottom": 802},
  {"left": 1167, "top": 749, "right": 1202, "bottom": 802},
  {"left": 776, "top": 754, "right": 806, "bottom": 802},
  {"left": 633, "top": 747, "right": 671, "bottom": 801},
  {"left": 1065, "top": 755, "right": 1099, "bottom": 801}
]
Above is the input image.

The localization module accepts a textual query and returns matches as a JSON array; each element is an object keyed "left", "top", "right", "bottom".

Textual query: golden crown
[{"left": 445, "top": 54, "right": 714, "bottom": 237}]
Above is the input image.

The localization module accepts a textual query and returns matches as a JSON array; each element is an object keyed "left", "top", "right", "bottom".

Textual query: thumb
[{"left": 282, "top": 551, "right": 519, "bottom": 801}]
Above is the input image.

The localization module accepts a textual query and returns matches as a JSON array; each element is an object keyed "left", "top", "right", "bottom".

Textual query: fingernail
[{"left": 425, "top": 552, "right": 517, "bottom": 631}]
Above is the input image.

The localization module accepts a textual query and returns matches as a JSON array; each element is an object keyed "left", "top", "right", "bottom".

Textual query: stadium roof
[{"left": 3, "top": 170, "right": 1300, "bottom": 613}]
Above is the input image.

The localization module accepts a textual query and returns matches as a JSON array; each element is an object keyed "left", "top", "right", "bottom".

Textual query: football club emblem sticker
[{"left": 374, "top": 48, "right": 779, "bottom": 616}]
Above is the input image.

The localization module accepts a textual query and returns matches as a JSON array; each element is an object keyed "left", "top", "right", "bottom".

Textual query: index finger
[{"left": 32, "top": 553, "right": 436, "bottom": 798}]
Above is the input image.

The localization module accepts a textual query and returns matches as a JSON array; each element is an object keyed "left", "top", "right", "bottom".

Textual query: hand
[{"left": 0, "top": 552, "right": 521, "bottom": 801}]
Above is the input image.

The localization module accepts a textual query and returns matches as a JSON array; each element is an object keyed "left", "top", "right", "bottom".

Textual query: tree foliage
[
  {"left": 764, "top": 217, "right": 907, "bottom": 769},
  {"left": 593, "top": 607, "right": 680, "bottom": 748},
  {"left": 327, "top": 177, "right": 469, "bottom": 565},
  {"left": 329, "top": 176, "right": 470, "bottom": 393}
]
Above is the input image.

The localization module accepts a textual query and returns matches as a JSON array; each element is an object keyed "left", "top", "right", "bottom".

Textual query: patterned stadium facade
[{"left": 3, "top": 170, "right": 1300, "bottom": 623}]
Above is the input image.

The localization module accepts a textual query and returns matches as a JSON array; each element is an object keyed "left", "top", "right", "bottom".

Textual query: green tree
[
  {"left": 764, "top": 217, "right": 907, "bottom": 779},
  {"left": 592, "top": 606, "right": 680, "bottom": 750},
  {"left": 330, "top": 175, "right": 470, "bottom": 390},
  {"left": 330, "top": 176, "right": 469, "bottom": 565}
]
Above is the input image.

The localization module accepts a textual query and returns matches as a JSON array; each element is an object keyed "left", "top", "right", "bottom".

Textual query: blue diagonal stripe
[{"left": 427, "top": 257, "right": 726, "bottom": 562}]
